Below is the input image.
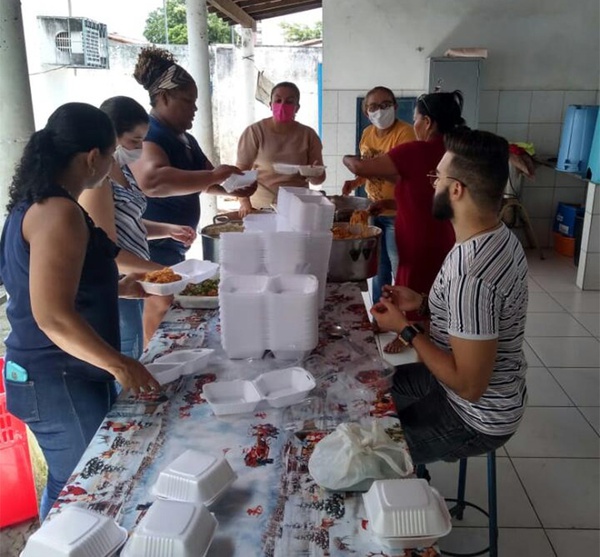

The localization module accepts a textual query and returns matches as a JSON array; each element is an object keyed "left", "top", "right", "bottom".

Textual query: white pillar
[
  {"left": 185, "top": 0, "right": 217, "bottom": 232},
  {"left": 241, "top": 27, "right": 255, "bottom": 128},
  {"left": 0, "top": 0, "right": 35, "bottom": 223}
]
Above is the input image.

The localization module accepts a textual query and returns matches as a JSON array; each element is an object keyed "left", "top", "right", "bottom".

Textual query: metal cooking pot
[
  {"left": 200, "top": 215, "right": 244, "bottom": 263},
  {"left": 326, "top": 195, "right": 372, "bottom": 222},
  {"left": 328, "top": 224, "right": 382, "bottom": 282},
  {"left": 200, "top": 209, "right": 275, "bottom": 262}
]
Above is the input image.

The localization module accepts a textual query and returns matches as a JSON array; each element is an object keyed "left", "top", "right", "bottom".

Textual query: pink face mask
[{"left": 272, "top": 103, "right": 296, "bottom": 123}]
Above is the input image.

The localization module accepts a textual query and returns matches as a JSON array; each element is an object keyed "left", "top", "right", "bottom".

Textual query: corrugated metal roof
[{"left": 208, "top": 0, "right": 322, "bottom": 27}]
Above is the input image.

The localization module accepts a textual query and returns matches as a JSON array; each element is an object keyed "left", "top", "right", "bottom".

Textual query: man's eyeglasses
[
  {"left": 427, "top": 172, "right": 469, "bottom": 189},
  {"left": 366, "top": 100, "right": 395, "bottom": 113}
]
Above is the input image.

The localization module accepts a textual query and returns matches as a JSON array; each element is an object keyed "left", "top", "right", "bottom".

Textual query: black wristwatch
[{"left": 399, "top": 323, "right": 425, "bottom": 346}]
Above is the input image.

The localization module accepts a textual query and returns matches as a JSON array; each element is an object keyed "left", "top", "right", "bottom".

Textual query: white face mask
[
  {"left": 368, "top": 106, "right": 396, "bottom": 130},
  {"left": 114, "top": 145, "right": 143, "bottom": 167}
]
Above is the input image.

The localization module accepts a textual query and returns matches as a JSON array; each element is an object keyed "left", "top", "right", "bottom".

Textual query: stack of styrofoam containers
[
  {"left": 267, "top": 275, "right": 319, "bottom": 359},
  {"left": 264, "top": 232, "right": 309, "bottom": 275},
  {"left": 288, "top": 194, "right": 335, "bottom": 233},
  {"left": 219, "top": 275, "right": 269, "bottom": 359},
  {"left": 219, "top": 274, "right": 319, "bottom": 360},
  {"left": 219, "top": 232, "right": 263, "bottom": 279}
]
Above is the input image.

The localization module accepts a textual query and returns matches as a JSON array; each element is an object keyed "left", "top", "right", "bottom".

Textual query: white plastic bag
[{"left": 308, "top": 421, "right": 413, "bottom": 491}]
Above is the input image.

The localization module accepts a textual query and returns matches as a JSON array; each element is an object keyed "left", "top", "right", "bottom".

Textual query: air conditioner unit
[{"left": 38, "top": 16, "right": 109, "bottom": 69}]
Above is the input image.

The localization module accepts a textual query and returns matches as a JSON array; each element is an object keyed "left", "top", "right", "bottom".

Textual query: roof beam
[{"left": 208, "top": 0, "right": 257, "bottom": 29}]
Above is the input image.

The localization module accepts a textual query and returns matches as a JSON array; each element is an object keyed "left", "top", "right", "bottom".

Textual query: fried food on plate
[{"left": 143, "top": 268, "right": 182, "bottom": 284}]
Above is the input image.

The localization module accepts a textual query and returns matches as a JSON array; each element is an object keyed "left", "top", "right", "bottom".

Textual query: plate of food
[
  {"left": 138, "top": 268, "right": 191, "bottom": 296},
  {"left": 175, "top": 278, "right": 220, "bottom": 309}
]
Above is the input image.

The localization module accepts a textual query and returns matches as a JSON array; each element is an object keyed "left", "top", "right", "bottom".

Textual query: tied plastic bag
[{"left": 308, "top": 421, "right": 413, "bottom": 491}]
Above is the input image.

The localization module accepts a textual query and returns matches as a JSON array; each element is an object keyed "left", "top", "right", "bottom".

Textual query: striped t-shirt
[
  {"left": 111, "top": 166, "right": 150, "bottom": 261},
  {"left": 429, "top": 223, "right": 529, "bottom": 436}
]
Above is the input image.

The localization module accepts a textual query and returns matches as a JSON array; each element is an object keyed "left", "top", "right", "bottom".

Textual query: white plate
[
  {"left": 175, "top": 294, "right": 219, "bottom": 309},
  {"left": 138, "top": 273, "right": 191, "bottom": 296},
  {"left": 272, "top": 163, "right": 300, "bottom": 175}
]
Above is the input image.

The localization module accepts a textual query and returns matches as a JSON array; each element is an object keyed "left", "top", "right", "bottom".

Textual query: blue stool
[{"left": 418, "top": 451, "right": 498, "bottom": 557}]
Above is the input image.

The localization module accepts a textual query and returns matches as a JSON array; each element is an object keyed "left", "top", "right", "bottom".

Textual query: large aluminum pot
[
  {"left": 200, "top": 209, "right": 274, "bottom": 262},
  {"left": 328, "top": 223, "right": 382, "bottom": 282},
  {"left": 200, "top": 215, "right": 244, "bottom": 263},
  {"left": 326, "top": 195, "right": 371, "bottom": 222}
]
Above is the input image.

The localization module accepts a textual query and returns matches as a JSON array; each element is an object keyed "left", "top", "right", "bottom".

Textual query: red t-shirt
[{"left": 387, "top": 136, "right": 456, "bottom": 294}]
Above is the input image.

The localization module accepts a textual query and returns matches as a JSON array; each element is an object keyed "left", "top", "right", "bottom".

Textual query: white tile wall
[
  {"left": 320, "top": 123, "right": 337, "bottom": 156},
  {"left": 563, "top": 91, "right": 598, "bottom": 114},
  {"left": 528, "top": 123, "right": 562, "bottom": 155},
  {"left": 498, "top": 91, "right": 532, "bottom": 123},
  {"left": 337, "top": 90, "right": 362, "bottom": 124},
  {"left": 530, "top": 91, "right": 565, "bottom": 123},
  {"left": 552, "top": 186, "right": 588, "bottom": 209},
  {"left": 321, "top": 90, "right": 338, "bottom": 124},
  {"left": 582, "top": 252, "right": 600, "bottom": 289},
  {"left": 336, "top": 123, "right": 357, "bottom": 156},
  {"left": 479, "top": 90, "right": 499, "bottom": 123},
  {"left": 522, "top": 187, "right": 556, "bottom": 219},
  {"left": 497, "top": 123, "right": 530, "bottom": 142}
]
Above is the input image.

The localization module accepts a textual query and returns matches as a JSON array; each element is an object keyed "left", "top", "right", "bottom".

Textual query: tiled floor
[
  {"left": 2, "top": 251, "right": 598, "bottom": 556},
  {"left": 375, "top": 250, "right": 600, "bottom": 556}
]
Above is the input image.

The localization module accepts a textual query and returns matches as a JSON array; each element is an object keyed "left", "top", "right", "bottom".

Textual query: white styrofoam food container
[
  {"left": 145, "top": 362, "right": 183, "bottom": 385},
  {"left": 170, "top": 259, "right": 219, "bottom": 284},
  {"left": 121, "top": 499, "right": 217, "bottom": 557},
  {"left": 138, "top": 273, "right": 191, "bottom": 296},
  {"left": 202, "top": 367, "right": 316, "bottom": 415},
  {"left": 152, "top": 449, "right": 237, "bottom": 506},
  {"left": 153, "top": 349, "right": 214, "bottom": 377},
  {"left": 202, "top": 380, "right": 263, "bottom": 415},
  {"left": 272, "top": 163, "right": 300, "bottom": 175},
  {"left": 21, "top": 506, "right": 128, "bottom": 557},
  {"left": 363, "top": 479, "right": 451, "bottom": 548},
  {"left": 175, "top": 294, "right": 219, "bottom": 309},
  {"left": 298, "top": 165, "right": 326, "bottom": 177},
  {"left": 221, "top": 169, "right": 258, "bottom": 193},
  {"left": 253, "top": 367, "right": 317, "bottom": 408}
]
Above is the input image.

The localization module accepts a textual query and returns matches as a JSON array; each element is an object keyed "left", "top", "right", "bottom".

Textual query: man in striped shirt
[{"left": 371, "top": 129, "right": 528, "bottom": 464}]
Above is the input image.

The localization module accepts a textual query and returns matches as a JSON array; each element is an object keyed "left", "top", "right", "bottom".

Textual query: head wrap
[{"left": 148, "top": 63, "right": 194, "bottom": 97}]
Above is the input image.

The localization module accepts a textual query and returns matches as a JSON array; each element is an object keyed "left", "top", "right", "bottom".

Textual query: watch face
[{"left": 400, "top": 325, "right": 417, "bottom": 345}]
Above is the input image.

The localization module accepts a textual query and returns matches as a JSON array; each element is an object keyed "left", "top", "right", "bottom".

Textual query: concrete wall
[
  {"left": 322, "top": 0, "right": 600, "bottom": 247},
  {"left": 20, "top": 0, "right": 321, "bottom": 166}
]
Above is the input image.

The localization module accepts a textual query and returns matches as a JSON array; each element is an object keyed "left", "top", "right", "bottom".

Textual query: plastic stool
[
  {"left": 442, "top": 451, "right": 498, "bottom": 557},
  {"left": 0, "top": 357, "right": 39, "bottom": 526}
]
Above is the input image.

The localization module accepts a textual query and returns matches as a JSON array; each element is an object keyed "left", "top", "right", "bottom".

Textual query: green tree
[
  {"left": 280, "top": 21, "right": 322, "bottom": 43},
  {"left": 144, "top": 0, "right": 231, "bottom": 45}
]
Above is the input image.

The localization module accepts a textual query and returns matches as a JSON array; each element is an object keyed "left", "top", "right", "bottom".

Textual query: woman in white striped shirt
[{"left": 80, "top": 96, "right": 196, "bottom": 359}]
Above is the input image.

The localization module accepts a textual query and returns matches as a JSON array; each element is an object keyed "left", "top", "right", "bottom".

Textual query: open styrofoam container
[
  {"left": 153, "top": 349, "right": 214, "bottom": 376},
  {"left": 221, "top": 169, "right": 258, "bottom": 193},
  {"left": 145, "top": 362, "right": 184, "bottom": 385},
  {"left": 21, "top": 505, "right": 128, "bottom": 557},
  {"left": 138, "top": 273, "right": 191, "bottom": 296},
  {"left": 363, "top": 479, "right": 451, "bottom": 548},
  {"left": 152, "top": 449, "right": 237, "bottom": 507},
  {"left": 298, "top": 165, "right": 326, "bottom": 177},
  {"left": 171, "top": 259, "right": 219, "bottom": 284},
  {"left": 202, "top": 380, "right": 263, "bottom": 415},
  {"left": 253, "top": 367, "right": 316, "bottom": 408},
  {"left": 121, "top": 499, "right": 217, "bottom": 557},
  {"left": 203, "top": 367, "right": 316, "bottom": 415}
]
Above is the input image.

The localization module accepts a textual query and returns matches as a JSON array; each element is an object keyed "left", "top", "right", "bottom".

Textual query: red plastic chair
[{"left": 0, "top": 357, "right": 39, "bottom": 526}]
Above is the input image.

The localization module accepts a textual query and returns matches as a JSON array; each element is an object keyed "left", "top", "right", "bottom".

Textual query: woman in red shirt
[{"left": 343, "top": 91, "right": 464, "bottom": 352}]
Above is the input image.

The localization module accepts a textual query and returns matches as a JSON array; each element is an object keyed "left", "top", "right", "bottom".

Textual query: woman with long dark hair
[{"left": 0, "top": 102, "right": 159, "bottom": 520}]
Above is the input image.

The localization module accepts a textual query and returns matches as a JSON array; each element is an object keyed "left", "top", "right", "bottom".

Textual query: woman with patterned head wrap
[{"left": 131, "top": 47, "right": 255, "bottom": 345}]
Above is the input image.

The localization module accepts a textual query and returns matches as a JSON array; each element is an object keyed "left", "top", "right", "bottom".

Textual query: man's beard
[{"left": 432, "top": 187, "right": 454, "bottom": 220}]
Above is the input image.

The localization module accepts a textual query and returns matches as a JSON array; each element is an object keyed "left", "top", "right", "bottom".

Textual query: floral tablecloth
[{"left": 49, "top": 283, "right": 439, "bottom": 557}]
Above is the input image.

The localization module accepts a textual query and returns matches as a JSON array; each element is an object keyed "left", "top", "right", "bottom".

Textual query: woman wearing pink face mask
[{"left": 236, "top": 82, "right": 326, "bottom": 216}]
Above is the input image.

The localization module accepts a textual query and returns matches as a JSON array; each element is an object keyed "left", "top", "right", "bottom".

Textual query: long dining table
[{"left": 47, "top": 282, "right": 440, "bottom": 557}]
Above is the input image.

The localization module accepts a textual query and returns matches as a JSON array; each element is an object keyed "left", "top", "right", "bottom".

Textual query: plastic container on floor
[
  {"left": 553, "top": 232, "right": 576, "bottom": 258},
  {"left": 0, "top": 357, "right": 39, "bottom": 527}
]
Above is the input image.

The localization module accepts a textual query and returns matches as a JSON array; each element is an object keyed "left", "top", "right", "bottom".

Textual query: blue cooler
[
  {"left": 587, "top": 113, "right": 600, "bottom": 183},
  {"left": 556, "top": 105, "right": 599, "bottom": 177}
]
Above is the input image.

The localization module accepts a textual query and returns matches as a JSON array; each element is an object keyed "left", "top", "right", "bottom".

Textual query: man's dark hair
[{"left": 444, "top": 129, "right": 509, "bottom": 212}]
